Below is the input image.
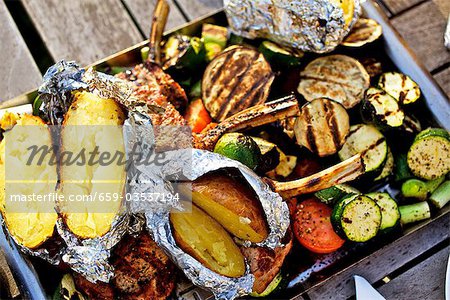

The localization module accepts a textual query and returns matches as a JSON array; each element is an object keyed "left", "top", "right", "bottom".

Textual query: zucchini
[
  {"left": 162, "top": 35, "right": 206, "bottom": 70},
  {"left": 394, "top": 152, "right": 414, "bottom": 182},
  {"left": 331, "top": 194, "right": 360, "bottom": 236},
  {"left": 430, "top": 180, "right": 450, "bottom": 209},
  {"left": 251, "top": 137, "right": 281, "bottom": 173},
  {"left": 266, "top": 151, "right": 297, "bottom": 179},
  {"left": 250, "top": 272, "right": 283, "bottom": 297},
  {"left": 202, "top": 24, "right": 228, "bottom": 61},
  {"left": 202, "top": 46, "right": 274, "bottom": 121},
  {"left": 375, "top": 147, "right": 394, "bottom": 181},
  {"left": 361, "top": 87, "right": 404, "bottom": 128},
  {"left": 400, "top": 114, "right": 422, "bottom": 135},
  {"left": 189, "top": 80, "right": 202, "bottom": 100},
  {"left": 378, "top": 72, "right": 421, "bottom": 105},
  {"left": 339, "top": 195, "right": 382, "bottom": 242},
  {"left": 342, "top": 18, "right": 383, "bottom": 47},
  {"left": 399, "top": 201, "right": 430, "bottom": 225},
  {"left": 315, "top": 184, "right": 360, "bottom": 205},
  {"left": 366, "top": 192, "right": 400, "bottom": 233},
  {"left": 407, "top": 129, "right": 450, "bottom": 180},
  {"left": 141, "top": 46, "right": 150, "bottom": 62},
  {"left": 294, "top": 98, "right": 350, "bottom": 157},
  {"left": 338, "top": 124, "right": 388, "bottom": 174},
  {"left": 259, "top": 41, "right": 304, "bottom": 67},
  {"left": 214, "top": 133, "right": 262, "bottom": 170},
  {"left": 401, "top": 176, "right": 445, "bottom": 200},
  {"left": 298, "top": 55, "right": 370, "bottom": 109}
]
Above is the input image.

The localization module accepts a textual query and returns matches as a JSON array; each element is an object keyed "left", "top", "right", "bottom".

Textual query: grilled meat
[
  {"left": 116, "top": 62, "right": 187, "bottom": 126},
  {"left": 74, "top": 232, "right": 177, "bottom": 300}
]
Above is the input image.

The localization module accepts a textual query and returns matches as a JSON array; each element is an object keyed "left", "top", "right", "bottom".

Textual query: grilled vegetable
[
  {"left": 315, "top": 184, "right": 360, "bottom": 205},
  {"left": 401, "top": 176, "right": 445, "bottom": 200},
  {"left": 335, "top": 195, "right": 382, "bottom": 242},
  {"left": 189, "top": 173, "right": 269, "bottom": 243},
  {"left": 339, "top": 124, "right": 388, "bottom": 174},
  {"left": 331, "top": 194, "right": 359, "bottom": 236},
  {"left": 378, "top": 72, "right": 421, "bottom": 105},
  {"left": 60, "top": 92, "right": 126, "bottom": 239},
  {"left": 140, "top": 46, "right": 150, "bottom": 62},
  {"left": 267, "top": 152, "right": 297, "bottom": 178},
  {"left": 298, "top": 55, "right": 370, "bottom": 109},
  {"left": 394, "top": 152, "right": 414, "bottom": 182},
  {"left": 294, "top": 198, "right": 345, "bottom": 253},
  {"left": 251, "top": 137, "right": 281, "bottom": 173},
  {"left": 399, "top": 114, "right": 422, "bottom": 135},
  {"left": 202, "top": 24, "right": 228, "bottom": 61},
  {"left": 184, "top": 99, "right": 212, "bottom": 133},
  {"left": 259, "top": 41, "right": 304, "bottom": 67},
  {"left": 250, "top": 272, "right": 283, "bottom": 297},
  {"left": 360, "top": 57, "right": 383, "bottom": 78},
  {"left": 399, "top": 201, "right": 430, "bottom": 225},
  {"left": 202, "top": 46, "right": 274, "bottom": 121},
  {"left": 361, "top": 87, "right": 405, "bottom": 128},
  {"left": 170, "top": 205, "right": 246, "bottom": 277},
  {"left": 342, "top": 18, "right": 382, "bottom": 47},
  {"left": 430, "top": 180, "right": 450, "bottom": 209},
  {"left": 214, "top": 133, "right": 262, "bottom": 169},
  {"left": 162, "top": 35, "right": 206, "bottom": 70},
  {"left": 294, "top": 98, "right": 350, "bottom": 157},
  {"left": 407, "top": 128, "right": 450, "bottom": 180},
  {"left": 366, "top": 192, "right": 400, "bottom": 233},
  {"left": 0, "top": 115, "right": 57, "bottom": 249},
  {"left": 375, "top": 147, "right": 394, "bottom": 181},
  {"left": 189, "top": 80, "right": 202, "bottom": 99}
]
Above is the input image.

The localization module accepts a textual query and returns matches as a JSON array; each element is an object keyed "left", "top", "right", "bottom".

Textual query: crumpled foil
[
  {"left": 123, "top": 117, "right": 290, "bottom": 300},
  {"left": 224, "top": 0, "right": 361, "bottom": 53}
]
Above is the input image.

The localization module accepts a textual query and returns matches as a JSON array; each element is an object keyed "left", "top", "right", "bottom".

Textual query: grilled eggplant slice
[
  {"left": 342, "top": 18, "right": 382, "bottom": 47},
  {"left": 378, "top": 72, "right": 421, "bottom": 105},
  {"left": 60, "top": 92, "right": 126, "bottom": 239},
  {"left": 339, "top": 124, "right": 388, "bottom": 175},
  {"left": 0, "top": 115, "right": 57, "bottom": 249},
  {"left": 298, "top": 55, "right": 370, "bottom": 109},
  {"left": 361, "top": 87, "right": 405, "bottom": 128},
  {"left": 170, "top": 204, "right": 246, "bottom": 277},
  {"left": 202, "top": 46, "right": 274, "bottom": 121},
  {"left": 190, "top": 173, "right": 269, "bottom": 243},
  {"left": 294, "top": 98, "right": 350, "bottom": 157}
]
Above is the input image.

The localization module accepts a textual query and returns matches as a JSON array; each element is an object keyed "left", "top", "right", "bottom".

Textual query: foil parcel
[{"left": 224, "top": 0, "right": 361, "bottom": 53}]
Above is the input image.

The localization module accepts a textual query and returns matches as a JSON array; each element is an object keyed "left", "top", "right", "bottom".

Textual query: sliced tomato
[
  {"left": 293, "top": 197, "right": 345, "bottom": 254},
  {"left": 184, "top": 99, "right": 212, "bottom": 133}
]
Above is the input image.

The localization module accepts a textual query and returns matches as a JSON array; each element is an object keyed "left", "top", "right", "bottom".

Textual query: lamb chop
[{"left": 74, "top": 232, "right": 177, "bottom": 300}]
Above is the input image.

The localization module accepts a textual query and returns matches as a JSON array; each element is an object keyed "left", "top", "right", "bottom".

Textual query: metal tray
[{"left": 1, "top": 1, "right": 449, "bottom": 299}]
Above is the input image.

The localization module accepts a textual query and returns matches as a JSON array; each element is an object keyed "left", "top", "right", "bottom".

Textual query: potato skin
[
  {"left": 191, "top": 173, "right": 269, "bottom": 243},
  {"left": 170, "top": 205, "right": 246, "bottom": 278}
]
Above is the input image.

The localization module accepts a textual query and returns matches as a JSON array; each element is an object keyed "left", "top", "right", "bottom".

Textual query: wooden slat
[
  {"left": 300, "top": 209, "right": 449, "bottom": 300},
  {"left": 391, "top": 1, "right": 450, "bottom": 71},
  {"left": 21, "top": 0, "right": 143, "bottom": 66},
  {"left": 381, "top": 0, "right": 423, "bottom": 15},
  {"left": 123, "top": 0, "right": 187, "bottom": 36},
  {"left": 433, "top": 0, "right": 450, "bottom": 16},
  {"left": 434, "top": 67, "right": 450, "bottom": 98},
  {"left": 175, "top": 0, "right": 222, "bottom": 20},
  {"left": 0, "top": 0, "right": 41, "bottom": 101},
  {"left": 378, "top": 246, "right": 449, "bottom": 300}
]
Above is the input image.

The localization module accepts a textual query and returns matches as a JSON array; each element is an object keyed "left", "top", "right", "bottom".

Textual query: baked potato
[
  {"left": 60, "top": 92, "right": 126, "bottom": 239},
  {"left": 170, "top": 204, "right": 246, "bottom": 278},
  {"left": 191, "top": 173, "right": 269, "bottom": 243},
  {"left": 0, "top": 114, "right": 58, "bottom": 249}
]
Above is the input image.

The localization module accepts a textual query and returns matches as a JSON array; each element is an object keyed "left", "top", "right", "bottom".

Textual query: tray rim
[{"left": 1, "top": 1, "right": 449, "bottom": 299}]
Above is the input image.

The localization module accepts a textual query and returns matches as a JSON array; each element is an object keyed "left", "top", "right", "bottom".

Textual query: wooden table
[{"left": 0, "top": 0, "right": 449, "bottom": 299}]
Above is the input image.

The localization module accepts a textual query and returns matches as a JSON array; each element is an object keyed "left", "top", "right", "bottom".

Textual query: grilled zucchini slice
[
  {"left": 361, "top": 87, "right": 404, "bottom": 128},
  {"left": 366, "top": 192, "right": 400, "bottom": 233},
  {"left": 339, "top": 195, "right": 381, "bottom": 242},
  {"left": 294, "top": 98, "right": 350, "bottom": 157},
  {"left": 60, "top": 92, "right": 126, "bottom": 239},
  {"left": 407, "top": 128, "right": 450, "bottom": 180},
  {"left": 331, "top": 194, "right": 359, "bottom": 236},
  {"left": 378, "top": 72, "right": 421, "bottom": 105},
  {"left": 202, "top": 46, "right": 274, "bottom": 121},
  {"left": 298, "top": 55, "right": 370, "bottom": 109},
  {"left": 259, "top": 41, "right": 304, "bottom": 67},
  {"left": 315, "top": 184, "right": 360, "bottom": 205},
  {"left": 0, "top": 115, "right": 57, "bottom": 249},
  {"left": 374, "top": 147, "right": 394, "bottom": 181},
  {"left": 342, "top": 18, "right": 382, "bottom": 47},
  {"left": 339, "top": 124, "right": 388, "bottom": 174}
]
